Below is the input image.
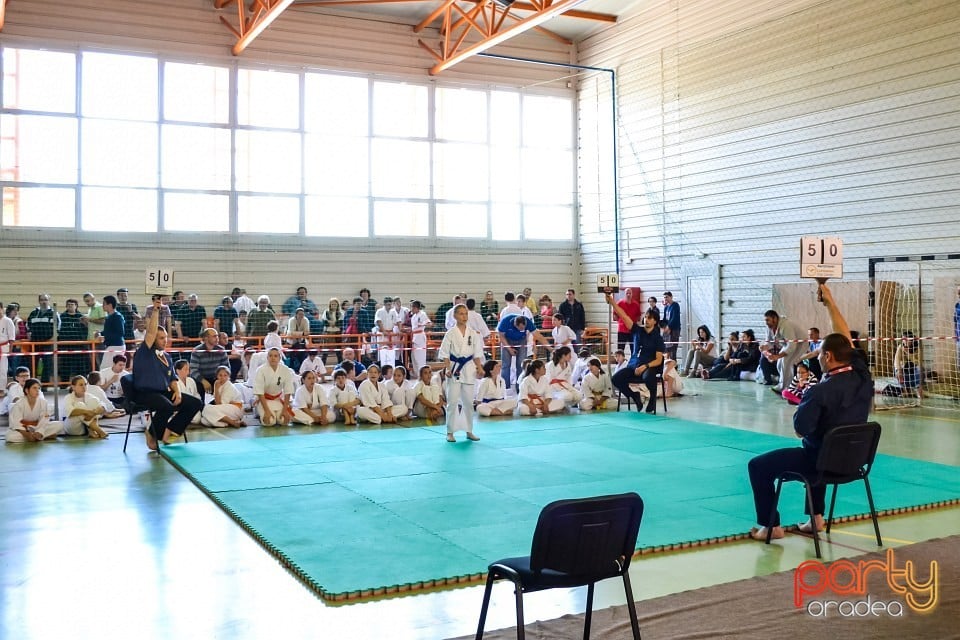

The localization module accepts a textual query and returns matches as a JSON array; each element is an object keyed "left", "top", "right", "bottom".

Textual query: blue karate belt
[
  {"left": 449, "top": 355, "right": 473, "bottom": 379},
  {"left": 481, "top": 398, "right": 498, "bottom": 403}
]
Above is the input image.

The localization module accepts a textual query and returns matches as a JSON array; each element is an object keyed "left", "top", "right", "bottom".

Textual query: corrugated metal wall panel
[{"left": 577, "top": 0, "right": 960, "bottom": 341}]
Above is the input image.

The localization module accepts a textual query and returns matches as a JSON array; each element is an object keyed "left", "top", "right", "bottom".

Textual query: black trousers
[
  {"left": 747, "top": 446, "right": 824, "bottom": 527},
  {"left": 136, "top": 389, "right": 202, "bottom": 440},
  {"left": 612, "top": 365, "right": 660, "bottom": 410},
  {"left": 760, "top": 357, "right": 779, "bottom": 384}
]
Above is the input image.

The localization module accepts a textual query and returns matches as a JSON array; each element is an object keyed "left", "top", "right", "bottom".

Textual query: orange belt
[
  {"left": 264, "top": 392, "right": 283, "bottom": 401},
  {"left": 21, "top": 420, "right": 39, "bottom": 426},
  {"left": 550, "top": 379, "right": 566, "bottom": 385}
]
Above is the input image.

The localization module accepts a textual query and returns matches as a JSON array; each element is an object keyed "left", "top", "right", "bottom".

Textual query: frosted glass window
[
  {"left": 489, "top": 91, "right": 520, "bottom": 147},
  {"left": 164, "top": 62, "right": 229, "bottom": 123},
  {"left": 305, "top": 196, "right": 369, "bottom": 237},
  {"left": 521, "top": 148, "right": 573, "bottom": 205},
  {"left": 234, "top": 130, "right": 301, "bottom": 193},
  {"left": 81, "top": 187, "right": 157, "bottom": 231},
  {"left": 2, "top": 48, "right": 76, "bottom": 113},
  {"left": 373, "top": 201, "right": 427, "bottom": 237},
  {"left": 2, "top": 187, "right": 75, "bottom": 227},
  {"left": 433, "top": 143, "right": 487, "bottom": 201},
  {"left": 436, "top": 87, "right": 486, "bottom": 142},
  {"left": 161, "top": 125, "right": 231, "bottom": 190},
  {"left": 304, "top": 135, "right": 368, "bottom": 197},
  {"left": 305, "top": 74, "right": 368, "bottom": 135},
  {"left": 237, "top": 195, "right": 299, "bottom": 233},
  {"left": 163, "top": 193, "right": 228, "bottom": 232},
  {"left": 370, "top": 139, "right": 429, "bottom": 199},
  {"left": 372, "top": 82, "right": 427, "bottom": 138},
  {"left": 491, "top": 203, "right": 521, "bottom": 241},
  {"left": 436, "top": 203, "right": 486, "bottom": 238},
  {"left": 81, "top": 120, "right": 158, "bottom": 188},
  {"left": 522, "top": 95, "right": 572, "bottom": 149},
  {"left": 489, "top": 146, "right": 520, "bottom": 202},
  {"left": 237, "top": 69, "right": 299, "bottom": 129},
  {"left": 82, "top": 52, "right": 157, "bottom": 121},
  {"left": 0, "top": 115, "right": 77, "bottom": 183},
  {"left": 523, "top": 205, "right": 572, "bottom": 240}
]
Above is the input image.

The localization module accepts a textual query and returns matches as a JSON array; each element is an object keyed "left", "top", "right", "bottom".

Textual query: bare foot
[
  {"left": 145, "top": 429, "right": 158, "bottom": 451},
  {"left": 749, "top": 526, "right": 785, "bottom": 541},
  {"left": 87, "top": 423, "right": 108, "bottom": 439},
  {"left": 798, "top": 516, "right": 826, "bottom": 533},
  {"left": 446, "top": 434, "right": 456, "bottom": 442},
  {"left": 466, "top": 432, "right": 480, "bottom": 441},
  {"left": 162, "top": 428, "right": 180, "bottom": 445}
]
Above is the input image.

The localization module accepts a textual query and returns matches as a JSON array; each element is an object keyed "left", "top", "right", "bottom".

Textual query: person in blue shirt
[
  {"left": 747, "top": 283, "right": 873, "bottom": 541},
  {"left": 496, "top": 314, "right": 552, "bottom": 391},
  {"left": 133, "top": 298, "right": 203, "bottom": 451},
  {"left": 606, "top": 293, "right": 665, "bottom": 414}
]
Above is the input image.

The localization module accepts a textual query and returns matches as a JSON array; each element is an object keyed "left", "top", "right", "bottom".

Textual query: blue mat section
[{"left": 161, "top": 414, "right": 960, "bottom": 599}]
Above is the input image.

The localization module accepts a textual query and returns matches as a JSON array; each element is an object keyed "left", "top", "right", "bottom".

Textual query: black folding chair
[
  {"left": 120, "top": 374, "right": 187, "bottom": 453},
  {"left": 476, "top": 493, "right": 644, "bottom": 640},
  {"left": 766, "top": 422, "right": 882, "bottom": 558},
  {"left": 616, "top": 373, "right": 668, "bottom": 414}
]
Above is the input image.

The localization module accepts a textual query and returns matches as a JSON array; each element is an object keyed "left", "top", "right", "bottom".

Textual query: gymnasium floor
[{"left": 1, "top": 376, "right": 958, "bottom": 640}]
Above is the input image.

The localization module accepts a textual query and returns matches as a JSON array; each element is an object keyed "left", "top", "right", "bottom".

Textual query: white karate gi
[
  {"left": 177, "top": 375, "right": 203, "bottom": 423},
  {"left": 201, "top": 381, "right": 245, "bottom": 427},
  {"left": 546, "top": 360, "right": 582, "bottom": 407},
  {"left": 356, "top": 379, "right": 407, "bottom": 424},
  {"left": 475, "top": 377, "right": 517, "bottom": 417},
  {"left": 437, "top": 325, "right": 484, "bottom": 435},
  {"left": 518, "top": 374, "right": 564, "bottom": 416},
  {"left": 299, "top": 357, "right": 328, "bottom": 380},
  {"left": 252, "top": 363, "right": 296, "bottom": 426},
  {"left": 86, "top": 384, "right": 117, "bottom": 413},
  {"left": 0, "top": 315, "right": 16, "bottom": 389},
  {"left": 383, "top": 379, "right": 416, "bottom": 412},
  {"left": 328, "top": 384, "right": 359, "bottom": 421},
  {"left": 291, "top": 384, "right": 329, "bottom": 425},
  {"left": 7, "top": 395, "right": 60, "bottom": 443},
  {"left": 63, "top": 392, "right": 104, "bottom": 435},
  {"left": 412, "top": 379, "right": 444, "bottom": 418},
  {"left": 552, "top": 325, "right": 576, "bottom": 347},
  {"left": 579, "top": 371, "right": 614, "bottom": 411},
  {"left": 409, "top": 311, "right": 431, "bottom": 374}
]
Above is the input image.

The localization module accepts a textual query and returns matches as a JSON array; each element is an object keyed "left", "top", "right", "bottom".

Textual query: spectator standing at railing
[
  {"left": 661, "top": 291, "right": 681, "bottom": 361},
  {"left": 286, "top": 308, "right": 310, "bottom": 371},
  {"left": 59, "top": 298, "right": 88, "bottom": 381},
  {"left": 521, "top": 287, "right": 539, "bottom": 317},
  {"left": 357, "top": 288, "right": 377, "bottom": 335},
  {"left": 214, "top": 296, "right": 240, "bottom": 338},
  {"left": 558, "top": 289, "right": 586, "bottom": 347},
  {"left": 480, "top": 291, "right": 499, "bottom": 328},
  {"left": 99, "top": 295, "right": 126, "bottom": 364},
  {"left": 115, "top": 288, "right": 140, "bottom": 343},
  {"left": 282, "top": 286, "right": 318, "bottom": 318},
  {"left": 0, "top": 304, "right": 17, "bottom": 390},
  {"left": 81, "top": 293, "right": 105, "bottom": 344},
  {"left": 27, "top": 294, "right": 59, "bottom": 385},
  {"left": 615, "top": 288, "right": 642, "bottom": 355},
  {"left": 175, "top": 294, "right": 207, "bottom": 340},
  {"left": 246, "top": 296, "right": 276, "bottom": 338}
]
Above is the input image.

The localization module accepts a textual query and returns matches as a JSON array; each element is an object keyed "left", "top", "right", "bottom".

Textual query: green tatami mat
[{"left": 160, "top": 414, "right": 960, "bottom": 600}]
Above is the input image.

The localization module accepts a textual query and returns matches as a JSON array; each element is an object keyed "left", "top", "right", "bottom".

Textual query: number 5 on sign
[
  {"left": 145, "top": 267, "right": 174, "bottom": 295},
  {"left": 597, "top": 273, "right": 620, "bottom": 294},
  {"left": 800, "top": 236, "right": 843, "bottom": 279}
]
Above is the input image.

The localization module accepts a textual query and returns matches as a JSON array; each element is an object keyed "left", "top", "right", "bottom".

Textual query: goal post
[{"left": 869, "top": 254, "right": 960, "bottom": 410}]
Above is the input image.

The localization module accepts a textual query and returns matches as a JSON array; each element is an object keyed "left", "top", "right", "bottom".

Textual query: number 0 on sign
[
  {"left": 800, "top": 236, "right": 843, "bottom": 279},
  {"left": 145, "top": 267, "right": 174, "bottom": 295},
  {"left": 597, "top": 273, "right": 620, "bottom": 293}
]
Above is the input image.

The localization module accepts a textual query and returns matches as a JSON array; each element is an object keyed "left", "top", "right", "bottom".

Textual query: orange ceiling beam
[
  {"left": 420, "top": 0, "right": 590, "bottom": 75},
  {"left": 215, "top": 0, "right": 297, "bottom": 55}
]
